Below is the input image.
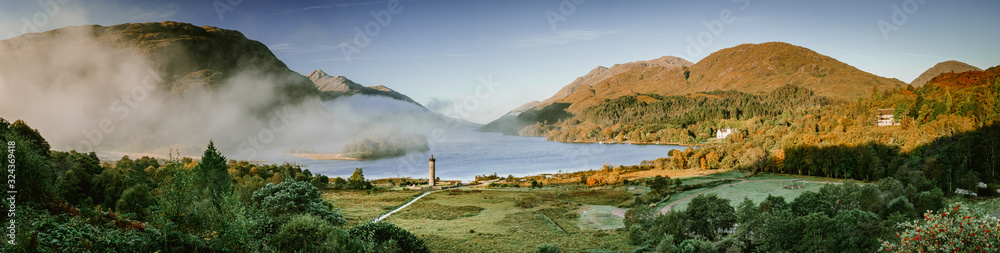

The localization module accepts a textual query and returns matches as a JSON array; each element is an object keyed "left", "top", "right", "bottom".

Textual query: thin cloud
[
  {"left": 268, "top": 1, "right": 387, "bottom": 16},
  {"left": 510, "top": 29, "right": 618, "bottom": 49},
  {"left": 309, "top": 52, "right": 474, "bottom": 63},
  {"left": 269, "top": 43, "right": 296, "bottom": 51},
  {"left": 270, "top": 43, "right": 349, "bottom": 54}
]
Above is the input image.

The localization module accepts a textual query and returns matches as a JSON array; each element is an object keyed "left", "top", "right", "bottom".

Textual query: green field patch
[
  {"left": 744, "top": 173, "right": 798, "bottom": 181},
  {"left": 536, "top": 213, "right": 566, "bottom": 234},
  {"left": 657, "top": 187, "right": 705, "bottom": 208},
  {"left": 704, "top": 171, "right": 749, "bottom": 179},
  {"left": 676, "top": 176, "right": 722, "bottom": 186},
  {"left": 385, "top": 188, "right": 633, "bottom": 252},
  {"left": 557, "top": 189, "right": 633, "bottom": 205},
  {"left": 323, "top": 189, "right": 421, "bottom": 227},
  {"left": 668, "top": 180, "right": 826, "bottom": 211},
  {"left": 625, "top": 185, "right": 651, "bottom": 195},
  {"left": 499, "top": 211, "right": 553, "bottom": 233},
  {"left": 394, "top": 202, "right": 485, "bottom": 220},
  {"left": 577, "top": 205, "right": 625, "bottom": 231}
]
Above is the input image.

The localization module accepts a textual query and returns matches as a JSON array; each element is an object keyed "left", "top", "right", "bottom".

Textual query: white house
[
  {"left": 876, "top": 109, "right": 900, "bottom": 126},
  {"left": 716, "top": 127, "right": 735, "bottom": 139}
]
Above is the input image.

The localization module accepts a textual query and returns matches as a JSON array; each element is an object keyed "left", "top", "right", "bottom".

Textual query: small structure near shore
[
  {"left": 429, "top": 155, "right": 436, "bottom": 186},
  {"left": 405, "top": 155, "right": 457, "bottom": 190}
]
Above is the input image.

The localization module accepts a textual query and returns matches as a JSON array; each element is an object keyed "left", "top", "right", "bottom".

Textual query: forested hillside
[
  {"left": 480, "top": 42, "right": 907, "bottom": 136},
  {"left": 612, "top": 67, "right": 1000, "bottom": 252},
  {"left": 0, "top": 118, "right": 427, "bottom": 252}
]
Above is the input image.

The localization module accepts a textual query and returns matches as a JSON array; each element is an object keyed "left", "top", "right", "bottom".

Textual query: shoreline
[
  {"left": 289, "top": 153, "right": 361, "bottom": 161},
  {"left": 551, "top": 140, "right": 699, "bottom": 146}
]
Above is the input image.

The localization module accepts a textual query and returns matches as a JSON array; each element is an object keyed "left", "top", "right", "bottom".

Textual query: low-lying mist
[{"left": 0, "top": 22, "right": 459, "bottom": 161}]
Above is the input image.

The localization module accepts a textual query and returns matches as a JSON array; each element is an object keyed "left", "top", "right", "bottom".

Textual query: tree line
[
  {"left": 0, "top": 118, "right": 428, "bottom": 252},
  {"left": 342, "top": 129, "right": 430, "bottom": 160}
]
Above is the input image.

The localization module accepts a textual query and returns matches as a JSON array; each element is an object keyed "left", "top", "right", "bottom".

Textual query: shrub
[
  {"left": 536, "top": 243, "right": 561, "bottom": 253},
  {"left": 678, "top": 238, "right": 715, "bottom": 253},
  {"left": 881, "top": 203, "right": 1000, "bottom": 252},
  {"left": 252, "top": 180, "right": 346, "bottom": 226},
  {"left": 116, "top": 183, "right": 154, "bottom": 219},
  {"left": 273, "top": 214, "right": 352, "bottom": 252},
  {"left": 349, "top": 222, "right": 429, "bottom": 253}
]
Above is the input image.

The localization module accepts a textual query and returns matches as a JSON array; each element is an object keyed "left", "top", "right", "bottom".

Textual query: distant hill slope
[
  {"left": 0, "top": 21, "right": 318, "bottom": 105},
  {"left": 523, "top": 56, "right": 694, "bottom": 114},
  {"left": 481, "top": 42, "right": 907, "bottom": 135},
  {"left": 0, "top": 21, "right": 327, "bottom": 153},
  {"left": 923, "top": 65, "right": 999, "bottom": 89},
  {"left": 306, "top": 69, "right": 480, "bottom": 128},
  {"left": 307, "top": 69, "right": 423, "bottom": 107},
  {"left": 0, "top": 21, "right": 478, "bottom": 154},
  {"left": 686, "top": 42, "right": 905, "bottom": 100},
  {"left": 910, "top": 60, "right": 983, "bottom": 87}
]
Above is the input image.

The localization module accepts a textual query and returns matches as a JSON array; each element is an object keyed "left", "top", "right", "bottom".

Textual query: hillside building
[
  {"left": 876, "top": 109, "right": 901, "bottom": 126},
  {"left": 716, "top": 127, "right": 735, "bottom": 139}
]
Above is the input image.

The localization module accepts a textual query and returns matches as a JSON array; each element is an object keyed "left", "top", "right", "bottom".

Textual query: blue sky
[{"left": 2, "top": 0, "right": 999, "bottom": 123}]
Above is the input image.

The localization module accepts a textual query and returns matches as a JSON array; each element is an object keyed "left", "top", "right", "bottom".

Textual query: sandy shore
[
  {"left": 290, "top": 153, "right": 360, "bottom": 161},
  {"left": 98, "top": 151, "right": 184, "bottom": 161}
]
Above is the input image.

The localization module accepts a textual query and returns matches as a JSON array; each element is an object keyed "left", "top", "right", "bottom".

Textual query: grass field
[
  {"left": 322, "top": 189, "right": 421, "bottom": 227},
  {"left": 382, "top": 188, "right": 634, "bottom": 252},
  {"left": 322, "top": 171, "right": 865, "bottom": 252},
  {"left": 702, "top": 171, "right": 748, "bottom": 179},
  {"left": 675, "top": 176, "right": 722, "bottom": 186},
  {"left": 666, "top": 179, "right": 827, "bottom": 212}
]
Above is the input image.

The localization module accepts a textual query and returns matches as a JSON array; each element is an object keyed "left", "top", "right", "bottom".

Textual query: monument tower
[{"left": 429, "top": 155, "right": 436, "bottom": 186}]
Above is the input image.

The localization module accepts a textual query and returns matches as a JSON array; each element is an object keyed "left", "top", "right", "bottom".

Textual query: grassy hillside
[
  {"left": 481, "top": 42, "right": 907, "bottom": 135},
  {"left": 687, "top": 42, "right": 906, "bottom": 99}
]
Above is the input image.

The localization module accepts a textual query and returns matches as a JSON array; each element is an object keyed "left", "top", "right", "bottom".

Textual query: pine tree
[{"left": 197, "top": 140, "right": 231, "bottom": 199}]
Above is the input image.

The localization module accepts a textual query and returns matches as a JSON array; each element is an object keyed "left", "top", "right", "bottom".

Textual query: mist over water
[
  {"left": 278, "top": 129, "right": 684, "bottom": 182},
  {"left": 0, "top": 25, "right": 457, "bottom": 160}
]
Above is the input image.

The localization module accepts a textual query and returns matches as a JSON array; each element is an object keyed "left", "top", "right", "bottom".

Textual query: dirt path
[
  {"left": 372, "top": 190, "right": 437, "bottom": 223},
  {"left": 371, "top": 183, "right": 487, "bottom": 223}
]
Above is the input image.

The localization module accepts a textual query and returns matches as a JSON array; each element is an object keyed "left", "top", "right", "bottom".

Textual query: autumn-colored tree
[{"left": 881, "top": 203, "right": 1000, "bottom": 252}]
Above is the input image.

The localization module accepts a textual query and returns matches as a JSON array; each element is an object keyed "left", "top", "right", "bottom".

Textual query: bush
[
  {"left": 677, "top": 238, "right": 715, "bottom": 253},
  {"left": 116, "top": 183, "right": 154, "bottom": 219},
  {"left": 536, "top": 243, "right": 561, "bottom": 253},
  {"left": 349, "top": 222, "right": 429, "bottom": 253},
  {"left": 273, "top": 214, "right": 352, "bottom": 252},
  {"left": 252, "top": 180, "right": 346, "bottom": 226},
  {"left": 881, "top": 203, "right": 1000, "bottom": 252}
]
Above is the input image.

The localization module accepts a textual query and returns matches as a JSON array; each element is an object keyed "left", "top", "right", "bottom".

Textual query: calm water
[{"left": 279, "top": 130, "right": 684, "bottom": 182}]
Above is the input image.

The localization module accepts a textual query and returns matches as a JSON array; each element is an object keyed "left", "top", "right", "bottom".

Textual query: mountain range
[
  {"left": 307, "top": 69, "right": 423, "bottom": 106},
  {"left": 0, "top": 21, "right": 470, "bottom": 155},
  {"left": 482, "top": 42, "right": 985, "bottom": 135}
]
